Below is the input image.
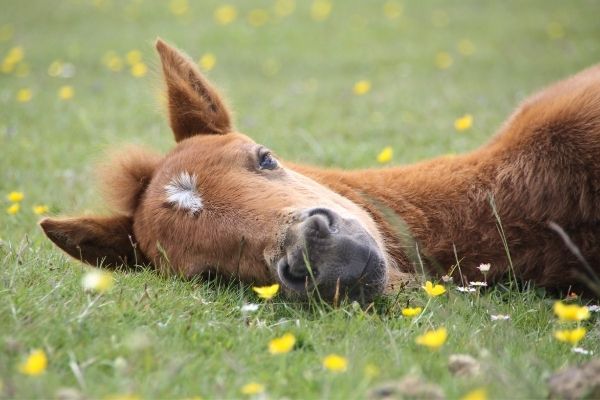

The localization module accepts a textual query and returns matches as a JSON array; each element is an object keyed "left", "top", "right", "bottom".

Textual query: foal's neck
[{"left": 290, "top": 147, "right": 497, "bottom": 277}]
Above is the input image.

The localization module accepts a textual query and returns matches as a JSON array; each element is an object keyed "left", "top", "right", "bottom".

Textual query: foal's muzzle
[{"left": 276, "top": 207, "right": 386, "bottom": 303}]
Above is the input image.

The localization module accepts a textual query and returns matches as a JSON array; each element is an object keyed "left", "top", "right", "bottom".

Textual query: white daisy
[
  {"left": 469, "top": 281, "right": 488, "bottom": 287},
  {"left": 572, "top": 347, "right": 593, "bottom": 355},
  {"left": 241, "top": 303, "right": 260, "bottom": 313},
  {"left": 477, "top": 263, "right": 491, "bottom": 273}
]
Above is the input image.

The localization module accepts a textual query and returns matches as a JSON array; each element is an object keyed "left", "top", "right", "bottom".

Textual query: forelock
[{"left": 98, "top": 146, "right": 162, "bottom": 215}]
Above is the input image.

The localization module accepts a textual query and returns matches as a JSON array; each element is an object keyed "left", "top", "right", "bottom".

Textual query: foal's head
[{"left": 41, "top": 40, "right": 388, "bottom": 302}]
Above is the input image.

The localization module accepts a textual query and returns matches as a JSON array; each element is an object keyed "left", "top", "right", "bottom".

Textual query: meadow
[{"left": 1, "top": 0, "right": 600, "bottom": 398}]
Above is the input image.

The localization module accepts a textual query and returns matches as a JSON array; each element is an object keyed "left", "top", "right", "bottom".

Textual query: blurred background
[{"left": 1, "top": 0, "right": 600, "bottom": 234}]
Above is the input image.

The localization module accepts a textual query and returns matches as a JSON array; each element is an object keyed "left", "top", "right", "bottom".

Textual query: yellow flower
[
  {"left": 18, "top": 349, "right": 47, "bottom": 376},
  {"left": 48, "top": 60, "right": 64, "bottom": 77},
  {"left": 553, "top": 301, "right": 590, "bottom": 322},
  {"left": 33, "top": 205, "right": 49, "bottom": 215},
  {"left": 247, "top": 9, "right": 270, "bottom": 27},
  {"left": 6, "top": 203, "right": 20, "bottom": 215},
  {"left": 274, "top": 0, "right": 295, "bottom": 17},
  {"left": 130, "top": 62, "right": 147, "bottom": 78},
  {"left": 461, "top": 388, "right": 487, "bottom": 400},
  {"left": 2, "top": 46, "right": 24, "bottom": 74},
  {"left": 214, "top": 5, "right": 237, "bottom": 25},
  {"left": 7, "top": 191, "right": 24, "bottom": 202},
  {"left": 353, "top": 80, "right": 371, "bottom": 95},
  {"left": 1, "top": 59, "right": 14, "bottom": 74},
  {"left": 546, "top": 22, "right": 565, "bottom": 40},
  {"left": 435, "top": 51, "right": 453, "bottom": 69},
  {"left": 126, "top": 50, "right": 142, "bottom": 66},
  {"left": 58, "top": 85, "right": 75, "bottom": 100},
  {"left": 401, "top": 306, "right": 422, "bottom": 317},
  {"left": 16, "top": 88, "right": 32, "bottom": 103},
  {"left": 105, "top": 394, "right": 141, "bottom": 400},
  {"left": 364, "top": 363, "right": 380, "bottom": 378},
  {"left": 415, "top": 327, "right": 448, "bottom": 350},
  {"left": 268, "top": 333, "right": 296, "bottom": 354},
  {"left": 454, "top": 114, "right": 473, "bottom": 131},
  {"left": 107, "top": 57, "right": 123, "bottom": 72},
  {"left": 198, "top": 53, "right": 216, "bottom": 71},
  {"left": 82, "top": 270, "right": 114, "bottom": 293},
  {"left": 92, "top": 0, "right": 110, "bottom": 10},
  {"left": 169, "top": 0, "right": 189, "bottom": 16},
  {"left": 383, "top": 1, "right": 402, "bottom": 20},
  {"left": 422, "top": 281, "right": 446, "bottom": 297},
  {"left": 240, "top": 382, "right": 265, "bottom": 395},
  {"left": 322, "top": 354, "right": 348, "bottom": 372},
  {"left": 554, "top": 327, "right": 586, "bottom": 345},
  {"left": 252, "top": 283, "right": 280, "bottom": 300},
  {"left": 311, "top": 0, "right": 332, "bottom": 21},
  {"left": 102, "top": 51, "right": 123, "bottom": 72},
  {"left": 4, "top": 46, "right": 24, "bottom": 65},
  {"left": 458, "top": 39, "right": 475, "bottom": 56},
  {"left": 377, "top": 146, "right": 393, "bottom": 164}
]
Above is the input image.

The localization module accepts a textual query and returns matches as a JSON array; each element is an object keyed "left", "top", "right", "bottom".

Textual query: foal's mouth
[
  {"left": 276, "top": 256, "right": 320, "bottom": 292},
  {"left": 274, "top": 207, "right": 387, "bottom": 302}
]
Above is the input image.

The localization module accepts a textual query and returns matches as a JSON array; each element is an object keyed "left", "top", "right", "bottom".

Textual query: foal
[{"left": 42, "top": 40, "right": 600, "bottom": 301}]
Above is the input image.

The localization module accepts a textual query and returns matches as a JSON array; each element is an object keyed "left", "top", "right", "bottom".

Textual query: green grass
[{"left": 1, "top": 0, "right": 600, "bottom": 398}]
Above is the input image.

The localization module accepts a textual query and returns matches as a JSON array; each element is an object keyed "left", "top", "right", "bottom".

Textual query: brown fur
[
  {"left": 40, "top": 215, "right": 144, "bottom": 267},
  {"left": 41, "top": 40, "right": 600, "bottom": 297},
  {"left": 155, "top": 39, "right": 232, "bottom": 140},
  {"left": 97, "top": 146, "right": 162, "bottom": 215}
]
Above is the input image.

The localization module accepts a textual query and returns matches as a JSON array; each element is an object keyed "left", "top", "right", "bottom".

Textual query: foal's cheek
[
  {"left": 262, "top": 246, "right": 281, "bottom": 277},
  {"left": 261, "top": 221, "right": 291, "bottom": 266}
]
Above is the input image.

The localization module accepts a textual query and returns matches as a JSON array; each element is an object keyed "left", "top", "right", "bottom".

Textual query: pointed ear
[
  {"left": 155, "top": 38, "right": 232, "bottom": 141},
  {"left": 40, "top": 215, "right": 145, "bottom": 268}
]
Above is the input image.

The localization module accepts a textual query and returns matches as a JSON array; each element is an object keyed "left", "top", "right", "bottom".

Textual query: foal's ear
[
  {"left": 155, "top": 38, "right": 232, "bottom": 142},
  {"left": 40, "top": 215, "right": 144, "bottom": 268}
]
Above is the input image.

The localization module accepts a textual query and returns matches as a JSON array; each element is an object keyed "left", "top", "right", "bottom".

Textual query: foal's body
[{"left": 41, "top": 41, "right": 600, "bottom": 300}]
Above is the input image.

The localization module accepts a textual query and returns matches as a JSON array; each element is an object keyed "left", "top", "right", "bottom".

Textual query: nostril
[
  {"left": 277, "top": 257, "right": 319, "bottom": 291},
  {"left": 306, "top": 208, "right": 339, "bottom": 234},
  {"left": 309, "top": 215, "right": 331, "bottom": 237},
  {"left": 288, "top": 263, "right": 308, "bottom": 280},
  {"left": 308, "top": 208, "right": 334, "bottom": 224}
]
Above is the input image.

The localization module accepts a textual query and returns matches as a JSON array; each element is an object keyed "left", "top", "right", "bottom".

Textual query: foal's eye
[{"left": 259, "top": 152, "right": 278, "bottom": 170}]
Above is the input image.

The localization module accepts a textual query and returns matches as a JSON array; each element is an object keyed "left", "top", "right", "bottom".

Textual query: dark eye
[{"left": 259, "top": 152, "right": 278, "bottom": 170}]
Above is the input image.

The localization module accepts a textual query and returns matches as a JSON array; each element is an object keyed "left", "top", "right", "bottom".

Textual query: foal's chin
[
  {"left": 271, "top": 207, "right": 388, "bottom": 304},
  {"left": 276, "top": 261, "right": 388, "bottom": 305}
]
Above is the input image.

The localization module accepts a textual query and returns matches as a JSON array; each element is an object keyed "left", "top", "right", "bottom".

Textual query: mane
[{"left": 97, "top": 145, "right": 162, "bottom": 215}]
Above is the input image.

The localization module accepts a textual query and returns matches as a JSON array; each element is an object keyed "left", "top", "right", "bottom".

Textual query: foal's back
[{"left": 485, "top": 65, "right": 600, "bottom": 290}]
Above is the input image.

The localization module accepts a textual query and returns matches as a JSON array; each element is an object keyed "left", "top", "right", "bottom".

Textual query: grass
[{"left": 1, "top": 0, "right": 600, "bottom": 398}]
